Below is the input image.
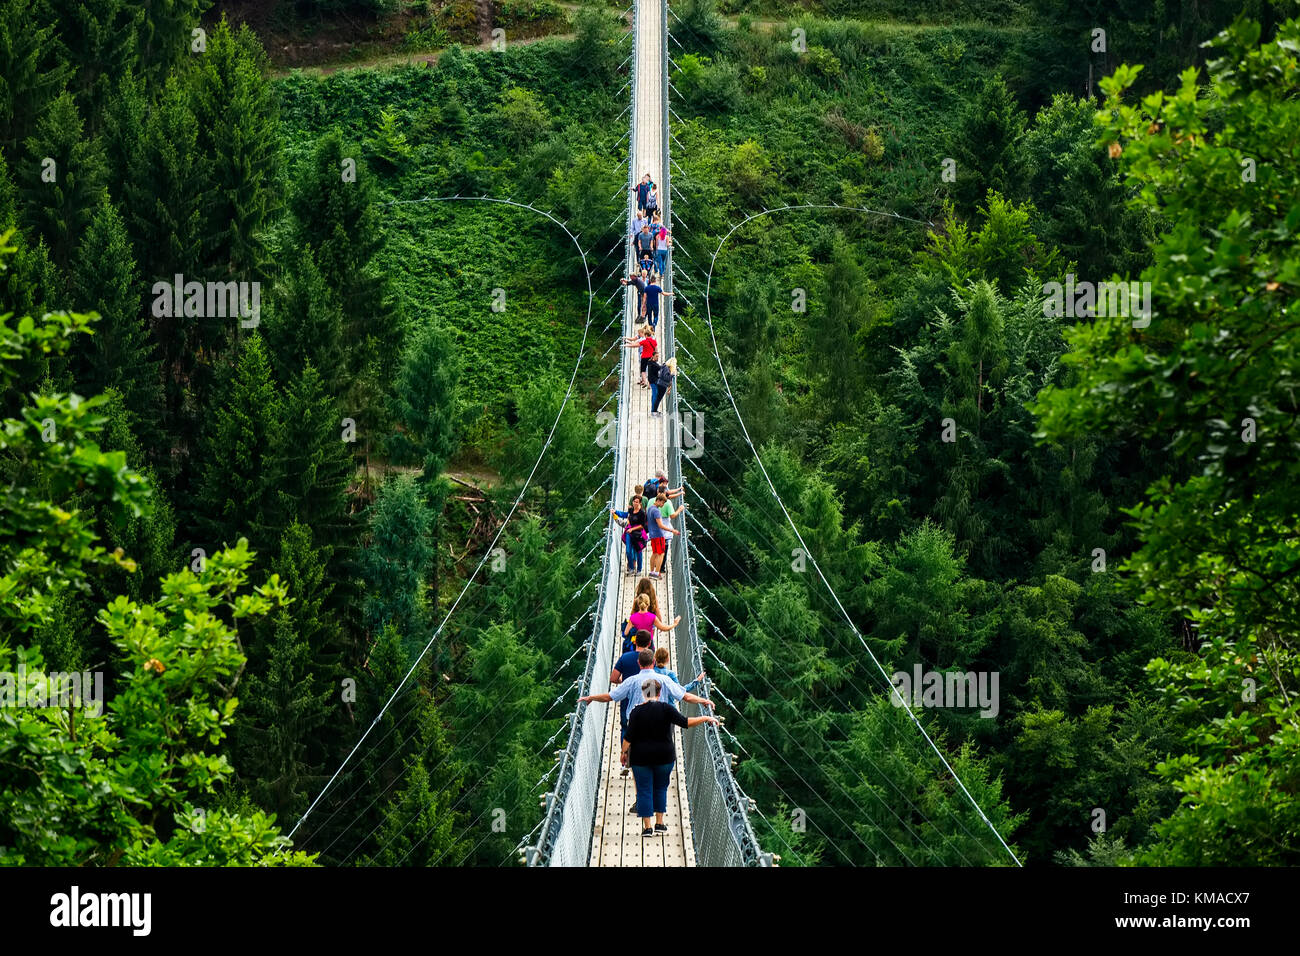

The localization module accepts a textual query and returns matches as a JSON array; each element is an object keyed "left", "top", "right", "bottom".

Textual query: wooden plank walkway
[{"left": 589, "top": 0, "right": 695, "bottom": 869}]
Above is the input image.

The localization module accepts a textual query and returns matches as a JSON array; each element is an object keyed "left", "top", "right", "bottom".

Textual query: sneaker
[
  {"left": 629, "top": 802, "right": 638, "bottom": 814},
  {"left": 654, "top": 824, "right": 668, "bottom": 834},
  {"left": 642, "top": 828, "right": 654, "bottom": 838}
]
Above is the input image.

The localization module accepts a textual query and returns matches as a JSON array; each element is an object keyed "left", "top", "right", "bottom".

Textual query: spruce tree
[
  {"left": 289, "top": 130, "right": 402, "bottom": 430},
  {"left": 234, "top": 608, "right": 334, "bottom": 825},
  {"left": 187, "top": 16, "right": 280, "bottom": 278},
  {"left": 807, "top": 240, "right": 866, "bottom": 425},
  {"left": 266, "top": 364, "right": 355, "bottom": 550},
  {"left": 388, "top": 320, "right": 459, "bottom": 481},
  {"left": 135, "top": 0, "right": 211, "bottom": 86},
  {"left": 67, "top": 198, "right": 163, "bottom": 447},
  {"left": 42, "top": 0, "right": 142, "bottom": 130},
  {"left": 190, "top": 335, "right": 278, "bottom": 553},
  {"left": 0, "top": 0, "right": 67, "bottom": 157},
  {"left": 360, "top": 474, "right": 434, "bottom": 660},
  {"left": 121, "top": 75, "right": 213, "bottom": 441},
  {"left": 264, "top": 247, "right": 344, "bottom": 395},
  {"left": 951, "top": 74, "right": 1027, "bottom": 217},
  {"left": 366, "top": 702, "right": 466, "bottom": 867},
  {"left": 19, "top": 92, "right": 107, "bottom": 273}
]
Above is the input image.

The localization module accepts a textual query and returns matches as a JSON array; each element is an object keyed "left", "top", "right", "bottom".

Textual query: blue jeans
[
  {"left": 632, "top": 762, "right": 673, "bottom": 817},
  {"left": 654, "top": 249, "right": 668, "bottom": 275},
  {"left": 650, "top": 382, "right": 659, "bottom": 408},
  {"left": 651, "top": 383, "right": 668, "bottom": 413},
  {"left": 624, "top": 534, "right": 642, "bottom": 572}
]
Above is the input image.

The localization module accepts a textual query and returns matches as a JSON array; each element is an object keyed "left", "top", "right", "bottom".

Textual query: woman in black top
[{"left": 623, "top": 678, "right": 718, "bottom": 836}]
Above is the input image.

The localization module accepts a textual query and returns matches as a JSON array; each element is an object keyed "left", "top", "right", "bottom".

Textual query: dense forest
[{"left": 1, "top": 0, "right": 1298, "bottom": 870}]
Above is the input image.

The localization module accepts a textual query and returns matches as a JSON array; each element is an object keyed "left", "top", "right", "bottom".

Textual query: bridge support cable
[
  {"left": 287, "top": 194, "right": 597, "bottom": 848},
  {"left": 696, "top": 205, "right": 1022, "bottom": 868}
]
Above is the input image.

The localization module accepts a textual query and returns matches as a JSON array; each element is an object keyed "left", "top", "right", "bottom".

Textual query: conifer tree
[
  {"left": 19, "top": 92, "right": 106, "bottom": 273},
  {"left": 951, "top": 74, "right": 1027, "bottom": 217},
  {"left": 234, "top": 605, "right": 334, "bottom": 824},
  {"left": 135, "top": 0, "right": 211, "bottom": 86},
  {"left": 42, "top": 0, "right": 142, "bottom": 130},
  {"left": 187, "top": 16, "right": 280, "bottom": 278},
  {"left": 806, "top": 240, "right": 866, "bottom": 424},
  {"left": 289, "top": 131, "right": 402, "bottom": 428},
  {"left": 264, "top": 247, "right": 345, "bottom": 396},
  {"left": 266, "top": 364, "right": 355, "bottom": 550},
  {"left": 190, "top": 335, "right": 278, "bottom": 552},
  {"left": 389, "top": 320, "right": 460, "bottom": 481},
  {"left": 67, "top": 198, "right": 163, "bottom": 447},
  {"left": 361, "top": 474, "right": 434, "bottom": 660},
  {"left": 122, "top": 75, "right": 212, "bottom": 433},
  {"left": 366, "top": 699, "right": 467, "bottom": 867},
  {"left": 0, "top": 0, "right": 67, "bottom": 157}
]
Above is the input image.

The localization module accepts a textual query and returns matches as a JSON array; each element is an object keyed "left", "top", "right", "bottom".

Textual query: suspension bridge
[
  {"left": 525, "top": 0, "right": 768, "bottom": 868},
  {"left": 287, "top": 0, "right": 1022, "bottom": 870}
]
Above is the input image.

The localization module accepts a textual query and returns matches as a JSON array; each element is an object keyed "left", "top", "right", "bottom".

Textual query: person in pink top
[{"left": 626, "top": 592, "right": 680, "bottom": 636}]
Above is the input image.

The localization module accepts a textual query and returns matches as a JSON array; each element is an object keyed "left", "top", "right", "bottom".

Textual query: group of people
[
  {"left": 579, "top": 578, "right": 716, "bottom": 838},
  {"left": 610, "top": 470, "right": 685, "bottom": 578},
  {"left": 576, "top": 171, "right": 718, "bottom": 843},
  {"left": 620, "top": 172, "right": 678, "bottom": 416}
]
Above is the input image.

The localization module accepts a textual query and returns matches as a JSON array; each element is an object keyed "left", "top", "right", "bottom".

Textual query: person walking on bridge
[
  {"left": 622, "top": 677, "right": 718, "bottom": 837},
  {"left": 624, "top": 325, "right": 657, "bottom": 388},
  {"left": 629, "top": 590, "right": 680, "bottom": 636},
  {"left": 581, "top": 648, "right": 710, "bottom": 712},
  {"left": 646, "top": 490, "right": 680, "bottom": 579},
  {"left": 620, "top": 273, "right": 648, "bottom": 318},
  {"left": 650, "top": 356, "right": 676, "bottom": 416},
  {"left": 611, "top": 495, "right": 649, "bottom": 574},
  {"left": 642, "top": 279, "right": 671, "bottom": 331},
  {"left": 654, "top": 647, "right": 702, "bottom": 706},
  {"left": 633, "top": 173, "right": 654, "bottom": 216},
  {"left": 610, "top": 629, "right": 655, "bottom": 774}
]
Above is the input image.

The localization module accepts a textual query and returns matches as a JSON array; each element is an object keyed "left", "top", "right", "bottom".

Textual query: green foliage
[
  {"left": 492, "top": 371, "right": 597, "bottom": 507},
  {"left": 0, "top": 237, "right": 152, "bottom": 634},
  {"left": 949, "top": 73, "right": 1026, "bottom": 216},
  {"left": 496, "top": 87, "right": 550, "bottom": 151},
  {"left": 1034, "top": 16, "right": 1300, "bottom": 865},
  {"left": 43, "top": 0, "right": 142, "bottom": 125},
  {"left": 66, "top": 199, "right": 164, "bottom": 450},
  {"left": 569, "top": 2, "right": 621, "bottom": 83},
  {"left": 675, "top": 53, "right": 741, "bottom": 114},
  {"left": 0, "top": 0, "right": 68, "bottom": 156},
  {"left": 0, "top": 540, "right": 314, "bottom": 865},
  {"left": 191, "top": 335, "right": 278, "bottom": 549},
  {"left": 289, "top": 130, "right": 403, "bottom": 441},
  {"left": 367, "top": 108, "right": 414, "bottom": 173},
  {"left": 726, "top": 139, "right": 771, "bottom": 208}
]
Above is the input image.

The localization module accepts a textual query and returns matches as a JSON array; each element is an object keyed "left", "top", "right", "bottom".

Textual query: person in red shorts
[{"left": 645, "top": 491, "right": 679, "bottom": 578}]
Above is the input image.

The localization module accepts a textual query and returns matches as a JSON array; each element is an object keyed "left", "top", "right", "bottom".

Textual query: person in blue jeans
[
  {"left": 643, "top": 279, "right": 671, "bottom": 329},
  {"left": 621, "top": 678, "right": 718, "bottom": 836},
  {"left": 610, "top": 629, "right": 654, "bottom": 776},
  {"left": 651, "top": 217, "right": 670, "bottom": 276},
  {"left": 610, "top": 495, "right": 649, "bottom": 573}
]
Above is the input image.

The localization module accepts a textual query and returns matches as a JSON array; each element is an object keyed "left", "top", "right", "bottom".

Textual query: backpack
[{"left": 643, "top": 477, "right": 660, "bottom": 497}]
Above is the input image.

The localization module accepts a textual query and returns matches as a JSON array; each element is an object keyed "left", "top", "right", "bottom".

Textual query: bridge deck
[{"left": 589, "top": 0, "right": 695, "bottom": 869}]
